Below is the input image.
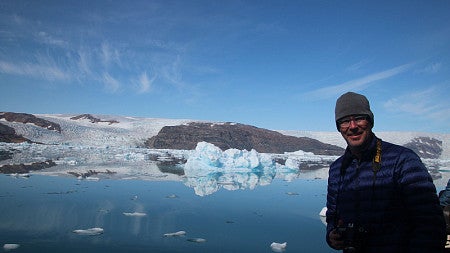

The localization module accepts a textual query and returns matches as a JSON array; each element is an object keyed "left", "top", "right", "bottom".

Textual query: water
[{"left": 0, "top": 174, "right": 333, "bottom": 253}]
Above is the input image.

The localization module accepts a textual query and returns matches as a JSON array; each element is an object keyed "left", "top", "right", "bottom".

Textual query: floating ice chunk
[
  {"left": 3, "top": 244, "right": 20, "bottom": 251},
  {"left": 9, "top": 173, "right": 30, "bottom": 178},
  {"left": 73, "top": 227, "right": 104, "bottom": 235},
  {"left": 270, "top": 242, "right": 287, "bottom": 252},
  {"left": 86, "top": 177, "right": 100, "bottom": 181},
  {"left": 319, "top": 207, "right": 328, "bottom": 226},
  {"left": 123, "top": 212, "right": 147, "bottom": 217},
  {"left": 164, "top": 231, "right": 186, "bottom": 237},
  {"left": 187, "top": 238, "right": 206, "bottom": 243}
]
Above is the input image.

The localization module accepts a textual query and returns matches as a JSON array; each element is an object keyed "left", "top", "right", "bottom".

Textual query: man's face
[{"left": 337, "top": 115, "right": 372, "bottom": 149}]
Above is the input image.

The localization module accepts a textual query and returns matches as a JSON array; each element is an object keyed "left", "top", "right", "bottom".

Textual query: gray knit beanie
[{"left": 335, "top": 92, "right": 374, "bottom": 129}]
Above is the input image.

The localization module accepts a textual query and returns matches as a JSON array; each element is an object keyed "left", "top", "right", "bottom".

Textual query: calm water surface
[{"left": 0, "top": 174, "right": 334, "bottom": 252}]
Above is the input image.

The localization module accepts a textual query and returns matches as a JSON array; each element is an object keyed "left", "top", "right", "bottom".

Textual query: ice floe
[
  {"left": 270, "top": 242, "right": 287, "bottom": 252},
  {"left": 187, "top": 238, "right": 206, "bottom": 243},
  {"left": 123, "top": 212, "right": 147, "bottom": 217},
  {"left": 72, "top": 227, "right": 104, "bottom": 235},
  {"left": 3, "top": 244, "right": 20, "bottom": 251},
  {"left": 163, "top": 231, "right": 186, "bottom": 237},
  {"left": 319, "top": 207, "right": 328, "bottom": 225}
]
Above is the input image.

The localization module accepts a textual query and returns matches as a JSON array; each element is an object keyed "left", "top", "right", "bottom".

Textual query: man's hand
[
  {"left": 329, "top": 228, "right": 344, "bottom": 249},
  {"left": 329, "top": 220, "right": 345, "bottom": 250}
]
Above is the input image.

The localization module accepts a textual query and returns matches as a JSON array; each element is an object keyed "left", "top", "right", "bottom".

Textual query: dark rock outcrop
[
  {"left": 70, "top": 114, "right": 119, "bottom": 125},
  {"left": 145, "top": 122, "right": 344, "bottom": 155},
  {"left": 67, "top": 169, "right": 116, "bottom": 178},
  {"left": 0, "top": 160, "right": 56, "bottom": 174},
  {"left": 0, "top": 112, "right": 61, "bottom": 132},
  {"left": 0, "top": 122, "right": 31, "bottom": 143},
  {"left": 404, "top": 137, "right": 442, "bottom": 159},
  {"left": 0, "top": 150, "right": 13, "bottom": 161}
]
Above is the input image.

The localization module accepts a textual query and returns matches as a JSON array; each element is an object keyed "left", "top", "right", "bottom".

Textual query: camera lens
[{"left": 344, "top": 246, "right": 357, "bottom": 253}]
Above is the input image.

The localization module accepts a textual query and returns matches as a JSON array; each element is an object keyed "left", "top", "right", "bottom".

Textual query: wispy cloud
[
  {"left": 136, "top": 71, "right": 155, "bottom": 94},
  {"left": 345, "top": 59, "right": 372, "bottom": 72},
  {"left": 417, "top": 62, "right": 442, "bottom": 74},
  {"left": 36, "top": 31, "right": 68, "bottom": 48},
  {"left": 0, "top": 60, "right": 70, "bottom": 81},
  {"left": 100, "top": 42, "right": 121, "bottom": 68},
  {"left": 384, "top": 85, "right": 450, "bottom": 122},
  {"left": 160, "top": 55, "right": 184, "bottom": 87},
  {"left": 303, "top": 62, "right": 415, "bottom": 100},
  {"left": 0, "top": 2, "right": 215, "bottom": 98},
  {"left": 102, "top": 72, "right": 120, "bottom": 93}
]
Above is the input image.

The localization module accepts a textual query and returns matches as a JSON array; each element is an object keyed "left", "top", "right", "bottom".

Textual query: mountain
[
  {"left": 0, "top": 112, "right": 61, "bottom": 132},
  {"left": 145, "top": 122, "right": 343, "bottom": 155},
  {"left": 0, "top": 112, "right": 449, "bottom": 159},
  {"left": 0, "top": 112, "right": 343, "bottom": 155},
  {"left": 0, "top": 122, "right": 31, "bottom": 143}
]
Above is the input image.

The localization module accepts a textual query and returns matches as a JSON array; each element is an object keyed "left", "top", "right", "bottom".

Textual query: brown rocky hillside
[{"left": 145, "top": 122, "right": 344, "bottom": 155}]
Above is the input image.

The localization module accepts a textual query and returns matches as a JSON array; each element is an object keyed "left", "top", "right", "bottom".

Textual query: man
[{"left": 325, "top": 92, "right": 446, "bottom": 253}]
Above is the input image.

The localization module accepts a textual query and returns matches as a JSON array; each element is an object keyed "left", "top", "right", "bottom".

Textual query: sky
[{"left": 1, "top": 0, "right": 450, "bottom": 133}]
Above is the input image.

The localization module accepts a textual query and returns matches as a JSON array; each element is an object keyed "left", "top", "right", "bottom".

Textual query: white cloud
[
  {"left": 76, "top": 49, "right": 93, "bottom": 78},
  {"left": 160, "top": 55, "right": 184, "bottom": 87},
  {"left": 102, "top": 72, "right": 120, "bottom": 93},
  {"left": 345, "top": 59, "right": 371, "bottom": 72},
  {"left": 36, "top": 31, "right": 67, "bottom": 47},
  {"left": 0, "top": 60, "right": 69, "bottom": 81},
  {"left": 417, "top": 62, "right": 442, "bottom": 74},
  {"left": 137, "top": 71, "right": 156, "bottom": 93},
  {"left": 303, "top": 62, "right": 415, "bottom": 100},
  {"left": 100, "top": 42, "right": 121, "bottom": 67},
  {"left": 384, "top": 86, "right": 450, "bottom": 122}
]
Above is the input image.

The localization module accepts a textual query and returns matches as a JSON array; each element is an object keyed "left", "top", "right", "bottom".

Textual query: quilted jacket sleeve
[
  {"left": 395, "top": 147, "right": 446, "bottom": 252},
  {"left": 325, "top": 156, "right": 343, "bottom": 249}
]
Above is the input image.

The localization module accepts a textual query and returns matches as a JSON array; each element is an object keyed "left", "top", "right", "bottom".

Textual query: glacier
[{"left": 1, "top": 114, "right": 450, "bottom": 196}]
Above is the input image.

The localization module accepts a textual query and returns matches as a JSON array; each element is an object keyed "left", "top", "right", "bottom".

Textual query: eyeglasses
[{"left": 337, "top": 115, "right": 369, "bottom": 129}]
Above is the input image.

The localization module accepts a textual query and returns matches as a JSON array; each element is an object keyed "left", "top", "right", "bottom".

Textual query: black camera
[{"left": 337, "top": 223, "right": 367, "bottom": 253}]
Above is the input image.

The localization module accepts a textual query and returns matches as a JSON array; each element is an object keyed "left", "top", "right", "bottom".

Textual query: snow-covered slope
[
  {"left": 2, "top": 113, "right": 449, "bottom": 158},
  {"left": 2, "top": 114, "right": 194, "bottom": 148}
]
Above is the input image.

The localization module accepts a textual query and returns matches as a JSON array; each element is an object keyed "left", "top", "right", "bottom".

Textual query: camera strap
[{"left": 372, "top": 138, "right": 382, "bottom": 183}]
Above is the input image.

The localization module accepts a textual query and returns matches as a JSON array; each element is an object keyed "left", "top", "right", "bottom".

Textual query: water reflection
[
  {"left": 0, "top": 173, "right": 334, "bottom": 253},
  {"left": 1, "top": 166, "right": 449, "bottom": 253},
  {"left": 184, "top": 169, "right": 276, "bottom": 196}
]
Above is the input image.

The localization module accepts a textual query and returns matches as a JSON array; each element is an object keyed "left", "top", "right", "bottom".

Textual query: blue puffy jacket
[{"left": 326, "top": 134, "right": 446, "bottom": 253}]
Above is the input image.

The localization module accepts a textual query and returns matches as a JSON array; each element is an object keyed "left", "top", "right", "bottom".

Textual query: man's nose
[{"left": 348, "top": 119, "right": 358, "bottom": 128}]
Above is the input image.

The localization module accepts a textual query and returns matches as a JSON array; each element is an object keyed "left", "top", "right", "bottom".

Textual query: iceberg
[{"left": 183, "top": 142, "right": 277, "bottom": 196}]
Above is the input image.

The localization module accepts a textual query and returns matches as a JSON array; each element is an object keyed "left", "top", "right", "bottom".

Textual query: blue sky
[{"left": 1, "top": 0, "right": 449, "bottom": 133}]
